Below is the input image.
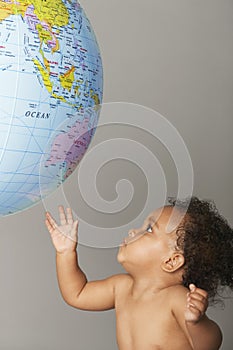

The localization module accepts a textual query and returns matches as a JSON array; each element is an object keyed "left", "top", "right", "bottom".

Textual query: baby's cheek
[{"left": 167, "top": 235, "right": 179, "bottom": 251}]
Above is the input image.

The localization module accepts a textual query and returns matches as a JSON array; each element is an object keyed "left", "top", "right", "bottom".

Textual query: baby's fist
[{"left": 185, "top": 284, "right": 208, "bottom": 324}]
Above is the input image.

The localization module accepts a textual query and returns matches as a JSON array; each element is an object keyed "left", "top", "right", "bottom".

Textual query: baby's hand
[
  {"left": 185, "top": 284, "right": 208, "bottom": 324},
  {"left": 45, "top": 206, "right": 78, "bottom": 254}
]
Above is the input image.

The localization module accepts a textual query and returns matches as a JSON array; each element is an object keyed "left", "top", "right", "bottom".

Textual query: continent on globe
[
  {"left": 45, "top": 112, "right": 98, "bottom": 181},
  {"left": 0, "top": 0, "right": 103, "bottom": 216}
]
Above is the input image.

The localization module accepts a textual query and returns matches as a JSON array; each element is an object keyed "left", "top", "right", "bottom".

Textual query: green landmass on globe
[{"left": 0, "top": 0, "right": 103, "bottom": 216}]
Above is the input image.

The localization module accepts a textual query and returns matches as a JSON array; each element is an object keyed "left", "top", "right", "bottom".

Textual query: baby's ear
[{"left": 161, "top": 253, "right": 185, "bottom": 273}]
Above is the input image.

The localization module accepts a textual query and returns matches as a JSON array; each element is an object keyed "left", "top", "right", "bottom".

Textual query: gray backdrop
[{"left": 0, "top": 0, "right": 232, "bottom": 349}]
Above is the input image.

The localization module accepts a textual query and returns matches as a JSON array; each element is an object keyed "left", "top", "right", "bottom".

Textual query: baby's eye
[{"left": 146, "top": 224, "right": 153, "bottom": 233}]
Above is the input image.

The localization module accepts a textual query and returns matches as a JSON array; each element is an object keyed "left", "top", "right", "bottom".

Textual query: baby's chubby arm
[
  {"left": 45, "top": 206, "right": 121, "bottom": 311},
  {"left": 171, "top": 284, "right": 222, "bottom": 350}
]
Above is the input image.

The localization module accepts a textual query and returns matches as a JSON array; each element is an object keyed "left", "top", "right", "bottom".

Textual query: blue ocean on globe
[{"left": 0, "top": 0, "right": 103, "bottom": 216}]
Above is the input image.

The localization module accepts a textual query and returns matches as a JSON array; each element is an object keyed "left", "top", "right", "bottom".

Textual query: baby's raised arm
[{"left": 45, "top": 206, "right": 120, "bottom": 311}]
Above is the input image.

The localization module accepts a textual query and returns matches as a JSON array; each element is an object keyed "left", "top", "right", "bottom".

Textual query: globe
[{"left": 0, "top": 0, "right": 103, "bottom": 216}]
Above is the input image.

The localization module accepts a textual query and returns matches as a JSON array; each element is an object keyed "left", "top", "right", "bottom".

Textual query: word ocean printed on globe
[{"left": 0, "top": 0, "right": 103, "bottom": 216}]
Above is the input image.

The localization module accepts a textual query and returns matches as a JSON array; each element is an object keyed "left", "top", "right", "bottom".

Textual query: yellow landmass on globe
[
  {"left": 31, "top": 0, "right": 68, "bottom": 53},
  {"left": 33, "top": 59, "right": 53, "bottom": 93},
  {"left": 90, "top": 89, "right": 100, "bottom": 105},
  {"left": 33, "top": 59, "right": 79, "bottom": 105},
  {"left": 60, "top": 66, "right": 75, "bottom": 92},
  {"left": 0, "top": 0, "right": 28, "bottom": 21},
  {"left": 0, "top": 0, "right": 100, "bottom": 109},
  {"left": 52, "top": 93, "right": 67, "bottom": 103},
  {"left": 74, "top": 85, "right": 80, "bottom": 96},
  {"left": 0, "top": 0, "right": 68, "bottom": 25},
  {"left": 0, "top": 0, "right": 68, "bottom": 52},
  {"left": 0, "top": 0, "right": 71, "bottom": 101},
  {"left": 26, "top": 0, "right": 69, "bottom": 27},
  {"left": 52, "top": 38, "right": 59, "bottom": 53},
  {"left": 39, "top": 48, "right": 50, "bottom": 72},
  {"left": 37, "top": 23, "right": 52, "bottom": 45}
]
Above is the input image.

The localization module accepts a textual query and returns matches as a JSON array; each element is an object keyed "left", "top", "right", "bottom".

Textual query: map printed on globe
[{"left": 0, "top": 0, "right": 103, "bottom": 216}]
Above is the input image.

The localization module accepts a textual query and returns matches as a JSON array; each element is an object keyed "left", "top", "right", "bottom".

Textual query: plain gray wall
[{"left": 0, "top": 0, "right": 232, "bottom": 349}]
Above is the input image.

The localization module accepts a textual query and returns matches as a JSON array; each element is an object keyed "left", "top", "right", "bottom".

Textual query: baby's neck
[{"left": 128, "top": 274, "right": 181, "bottom": 300}]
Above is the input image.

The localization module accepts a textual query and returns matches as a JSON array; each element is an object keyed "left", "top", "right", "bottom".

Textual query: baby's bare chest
[
  {"left": 116, "top": 298, "right": 172, "bottom": 337},
  {"left": 115, "top": 297, "right": 191, "bottom": 350}
]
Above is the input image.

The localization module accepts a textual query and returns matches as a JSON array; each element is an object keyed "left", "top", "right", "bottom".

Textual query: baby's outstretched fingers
[
  {"left": 45, "top": 207, "right": 78, "bottom": 253},
  {"left": 71, "top": 220, "right": 79, "bottom": 241},
  {"left": 46, "top": 212, "right": 58, "bottom": 230},
  {"left": 45, "top": 218, "right": 52, "bottom": 234},
  {"left": 58, "top": 205, "right": 67, "bottom": 225},
  {"left": 66, "top": 207, "right": 74, "bottom": 225}
]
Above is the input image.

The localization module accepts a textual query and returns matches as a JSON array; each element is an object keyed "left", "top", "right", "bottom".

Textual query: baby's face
[{"left": 117, "top": 206, "right": 179, "bottom": 268}]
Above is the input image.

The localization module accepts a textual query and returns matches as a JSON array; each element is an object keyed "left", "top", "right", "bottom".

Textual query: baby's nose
[
  {"left": 128, "top": 227, "right": 143, "bottom": 236},
  {"left": 128, "top": 229, "right": 136, "bottom": 237}
]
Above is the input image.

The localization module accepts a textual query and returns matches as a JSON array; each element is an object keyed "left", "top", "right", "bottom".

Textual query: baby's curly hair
[{"left": 168, "top": 196, "right": 233, "bottom": 303}]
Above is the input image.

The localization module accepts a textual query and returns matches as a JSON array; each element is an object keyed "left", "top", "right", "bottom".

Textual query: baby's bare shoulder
[
  {"left": 166, "top": 285, "right": 189, "bottom": 306},
  {"left": 110, "top": 273, "right": 132, "bottom": 293},
  {"left": 167, "top": 284, "right": 189, "bottom": 295},
  {"left": 112, "top": 273, "right": 132, "bottom": 285}
]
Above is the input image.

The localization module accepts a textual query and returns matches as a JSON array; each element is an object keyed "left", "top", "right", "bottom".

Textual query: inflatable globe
[{"left": 0, "top": 0, "right": 103, "bottom": 216}]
